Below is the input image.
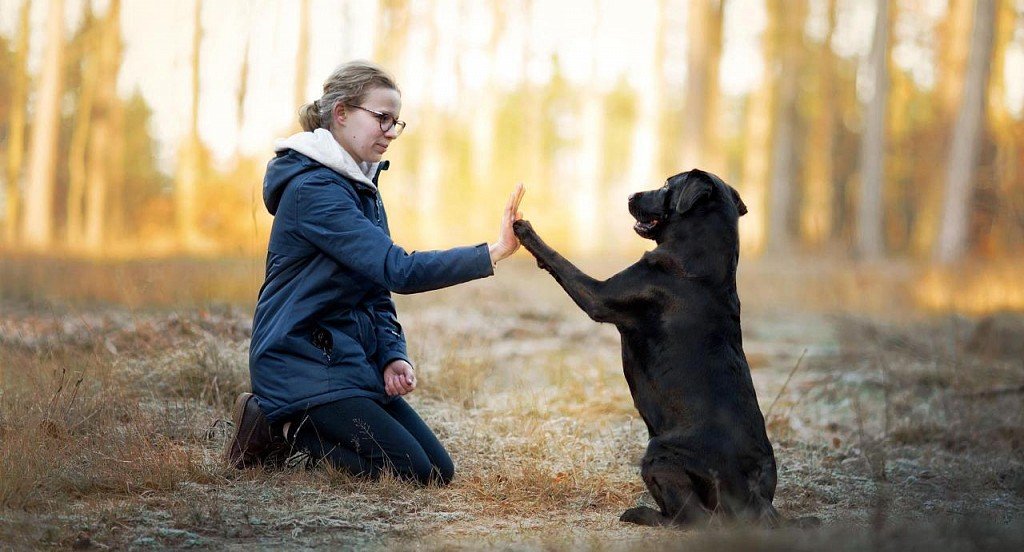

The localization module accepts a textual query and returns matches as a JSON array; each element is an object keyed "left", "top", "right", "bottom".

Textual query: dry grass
[{"left": 1, "top": 257, "right": 1023, "bottom": 549}]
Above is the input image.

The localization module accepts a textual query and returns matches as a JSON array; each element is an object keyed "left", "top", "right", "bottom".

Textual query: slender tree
[
  {"left": 176, "top": 0, "right": 203, "bottom": 248},
  {"left": 67, "top": 2, "right": 99, "bottom": 248},
  {"left": 935, "top": 0, "right": 997, "bottom": 263},
  {"left": 766, "top": 0, "right": 808, "bottom": 253},
  {"left": 856, "top": 0, "right": 891, "bottom": 259},
  {"left": 985, "top": 0, "right": 1023, "bottom": 254},
  {"left": 573, "top": 1, "right": 606, "bottom": 255},
  {"left": 4, "top": 0, "right": 31, "bottom": 245},
  {"left": 84, "top": 0, "right": 123, "bottom": 252},
  {"left": 740, "top": 0, "right": 780, "bottom": 253},
  {"left": 680, "top": 0, "right": 725, "bottom": 170},
  {"left": 912, "top": 0, "right": 973, "bottom": 253},
  {"left": 625, "top": 0, "right": 667, "bottom": 206},
  {"left": 800, "top": 0, "right": 838, "bottom": 248},
  {"left": 22, "top": 0, "right": 65, "bottom": 250},
  {"left": 237, "top": 36, "right": 250, "bottom": 133},
  {"left": 294, "top": 0, "right": 310, "bottom": 117}
]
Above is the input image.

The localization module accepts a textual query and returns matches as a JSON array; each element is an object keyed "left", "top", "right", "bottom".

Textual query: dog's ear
[
  {"left": 728, "top": 185, "right": 747, "bottom": 217},
  {"left": 673, "top": 171, "right": 713, "bottom": 215}
]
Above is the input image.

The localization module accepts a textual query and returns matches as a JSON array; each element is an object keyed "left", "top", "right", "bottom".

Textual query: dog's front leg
[{"left": 513, "top": 220, "right": 621, "bottom": 324}]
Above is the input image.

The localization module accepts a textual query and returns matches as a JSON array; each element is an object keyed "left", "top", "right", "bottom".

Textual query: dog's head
[{"left": 628, "top": 169, "right": 747, "bottom": 244}]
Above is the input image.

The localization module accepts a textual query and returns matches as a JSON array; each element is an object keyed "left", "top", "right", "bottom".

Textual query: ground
[{"left": 1, "top": 256, "right": 1022, "bottom": 550}]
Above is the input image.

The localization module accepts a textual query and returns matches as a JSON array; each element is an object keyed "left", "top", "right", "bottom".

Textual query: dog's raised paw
[{"left": 512, "top": 219, "right": 534, "bottom": 240}]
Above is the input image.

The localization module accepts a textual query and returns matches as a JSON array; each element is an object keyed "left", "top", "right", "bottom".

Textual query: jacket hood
[{"left": 264, "top": 129, "right": 382, "bottom": 215}]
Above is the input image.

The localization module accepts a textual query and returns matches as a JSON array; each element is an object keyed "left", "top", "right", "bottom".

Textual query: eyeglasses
[{"left": 346, "top": 104, "right": 406, "bottom": 136}]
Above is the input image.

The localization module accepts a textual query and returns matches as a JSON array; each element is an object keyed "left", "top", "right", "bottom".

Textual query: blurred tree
[
  {"left": 766, "top": 0, "right": 808, "bottom": 253},
  {"left": 121, "top": 91, "right": 171, "bottom": 241},
  {"left": 84, "top": 0, "right": 123, "bottom": 252},
  {"left": 374, "top": 0, "right": 409, "bottom": 69},
  {"left": 681, "top": 0, "right": 725, "bottom": 171},
  {"left": 626, "top": 0, "right": 666, "bottom": 191},
  {"left": 294, "top": 0, "right": 310, "bottom": 119},
  {"left": 176, "top": 0, "right": 203, "bottom": 249},
  {"left": 574, "top": 1, "right": 606, "bottom": 255},
  {"left": 935, "top": 0, "right": 997, "bottom": 263},
  {"left": 465, "top": 0, "right": 504, "bottom": 238},
  {"left": 237, "top": 37, "right": 249, "bottom": 132},
  {"left": 982, "top": 0, "right": 1023, "bottom": 256},
  {"left": 912, "top": 0, "right": 972, "bottom": 253},
  {"left": 66, "top": 2, "right": 98, "bottom": 248},
  {"left": 856, "top": 0, "right": 892, "bottom": 259},
  {"left": 413, "top": 0, "right": 444, "bottom": 243},
  {"left": 799, "top": 0, "right": 838, "bottom": 248},
  {"left": 22, "top": 0, "right": 65, "bottom": 250},
  {"left": 3, "top": 0, "right": 31, "bottom": 246},
  {"left": 740, "top": 0, "right": 779, "bottom": 253}
]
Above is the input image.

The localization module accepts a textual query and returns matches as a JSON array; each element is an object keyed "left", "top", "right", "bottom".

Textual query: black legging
[{"left": 287, "top": 396, "right": 454, "bottom": 486}]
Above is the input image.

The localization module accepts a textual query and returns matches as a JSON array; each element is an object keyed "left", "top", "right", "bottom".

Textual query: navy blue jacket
[{"left": 250, "top": 149, "right": 493, "bottom": 422}]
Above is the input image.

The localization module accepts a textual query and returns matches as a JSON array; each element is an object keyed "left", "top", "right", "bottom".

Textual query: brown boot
[{"left": 224, "top": 392, "right": 281, "bottom": 469}]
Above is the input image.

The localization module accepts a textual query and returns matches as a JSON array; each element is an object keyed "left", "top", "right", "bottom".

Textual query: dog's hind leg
[{"left": 620, "top": 454, "right": 710, "bottom": 527}]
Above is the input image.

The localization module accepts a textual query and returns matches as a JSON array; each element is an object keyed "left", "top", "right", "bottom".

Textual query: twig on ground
[{"left": 766, "top": 348, "right": 808, "bottom": 420}]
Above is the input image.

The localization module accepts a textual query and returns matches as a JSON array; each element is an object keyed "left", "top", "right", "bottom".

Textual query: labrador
[{"left": 512, "top": 169, "right": 782, "bottom": 527}]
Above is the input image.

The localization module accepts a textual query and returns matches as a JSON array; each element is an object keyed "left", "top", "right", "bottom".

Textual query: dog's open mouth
[{"left": 633, "top": 217, "right": 663, "bottom": 238}]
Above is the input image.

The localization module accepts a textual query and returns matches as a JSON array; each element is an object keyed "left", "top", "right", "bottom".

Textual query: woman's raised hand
[{"left": 489, "top": 183, "right": 525, "bottom": 266}]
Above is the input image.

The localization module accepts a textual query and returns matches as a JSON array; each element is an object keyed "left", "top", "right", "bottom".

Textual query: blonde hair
[{"left": 298, "top": 60, "right": 400, "bottom": 132}]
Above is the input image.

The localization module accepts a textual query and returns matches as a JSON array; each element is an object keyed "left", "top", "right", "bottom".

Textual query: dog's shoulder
[{"left": 640, "top": 250, "right": 701, "bottom": 280}]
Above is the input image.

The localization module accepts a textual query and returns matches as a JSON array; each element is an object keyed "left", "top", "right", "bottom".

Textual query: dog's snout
[{"left": 628, "top": 193, "right": 638, "bottom": 202}]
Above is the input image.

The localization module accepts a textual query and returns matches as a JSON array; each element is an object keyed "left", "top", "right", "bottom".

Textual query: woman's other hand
[
  {"left": 489, "top": 183, "right": 525, "bottom": 266},
  {"left": 383, "top": 360, "right": 417, "bottom": 396}
]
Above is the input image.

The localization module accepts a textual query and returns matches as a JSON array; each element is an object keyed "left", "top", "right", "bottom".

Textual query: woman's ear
[{"left": 333, "top": 103, "right": 347, "bottom": 126}]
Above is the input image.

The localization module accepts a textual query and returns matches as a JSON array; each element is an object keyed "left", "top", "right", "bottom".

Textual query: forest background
[{"left": 0, "top": 0, "right": 1020, "bottom": 278}]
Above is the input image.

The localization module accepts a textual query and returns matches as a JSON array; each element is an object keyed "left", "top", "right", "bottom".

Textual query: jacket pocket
[{"left": 310, "top": 324, "right": 333, "bottom": 364}]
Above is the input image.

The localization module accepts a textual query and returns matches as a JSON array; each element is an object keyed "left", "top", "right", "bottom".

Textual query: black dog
[{"left": 513, "top": 169, "right": 780, "bottom": 527}]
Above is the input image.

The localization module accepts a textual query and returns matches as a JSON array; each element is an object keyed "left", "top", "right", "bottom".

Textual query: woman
[{"left": 224, "top": 60, "right": 524, "bottom": 485}]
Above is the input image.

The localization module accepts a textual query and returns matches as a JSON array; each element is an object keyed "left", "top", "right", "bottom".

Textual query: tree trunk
[
  {"left": 985, "top": 0, "right": 1023, "bottom": 255},
  {"left": 934, "top": 0, "right": 997, "bottom": 263},
  {"left": 84, "top": 0, "right": 122, "bottom": 253},
  {"left": 67, "top": 4, "right": 98, "bottom": 249},
  {"left": 4, "top": 0, "right": 31, "bottom": 245},
  {"left": 855, "top": 0, "right": 891, "bottom": 259},
  {"left": 237, "top": 37, "right": 249, "bottom": 133},
  {"left": 766, "top": 0, "right": 807, "bottom": 253},
  {"left": 623, "top": 0, "right": 667, "bottom": 251},
  {"left": 912, "top": 0, "right": 973, "bottom": 253},
  {"left": 680, "top": 0, "right": 725, "bottom": 170},
  {"left": 740, "top": 0, "right": 779, "bottom": 254},
  {"left": 22, "top": 0, "right": 65, "bottom": 250},
  {"left": 573, "top": 3, "right": 605, "bottom": 255},
  {"left": 176, "top": 0, "right": 202, "bottom": 249},
  {"left": 800, "top": 0, "right": 837, "bottom": 248},
  {"left": 415, "top": 0, "right": 444, "bottom": 244},
  {"left": 294, "top": 0, "right": 310, "bottom": 116}
]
